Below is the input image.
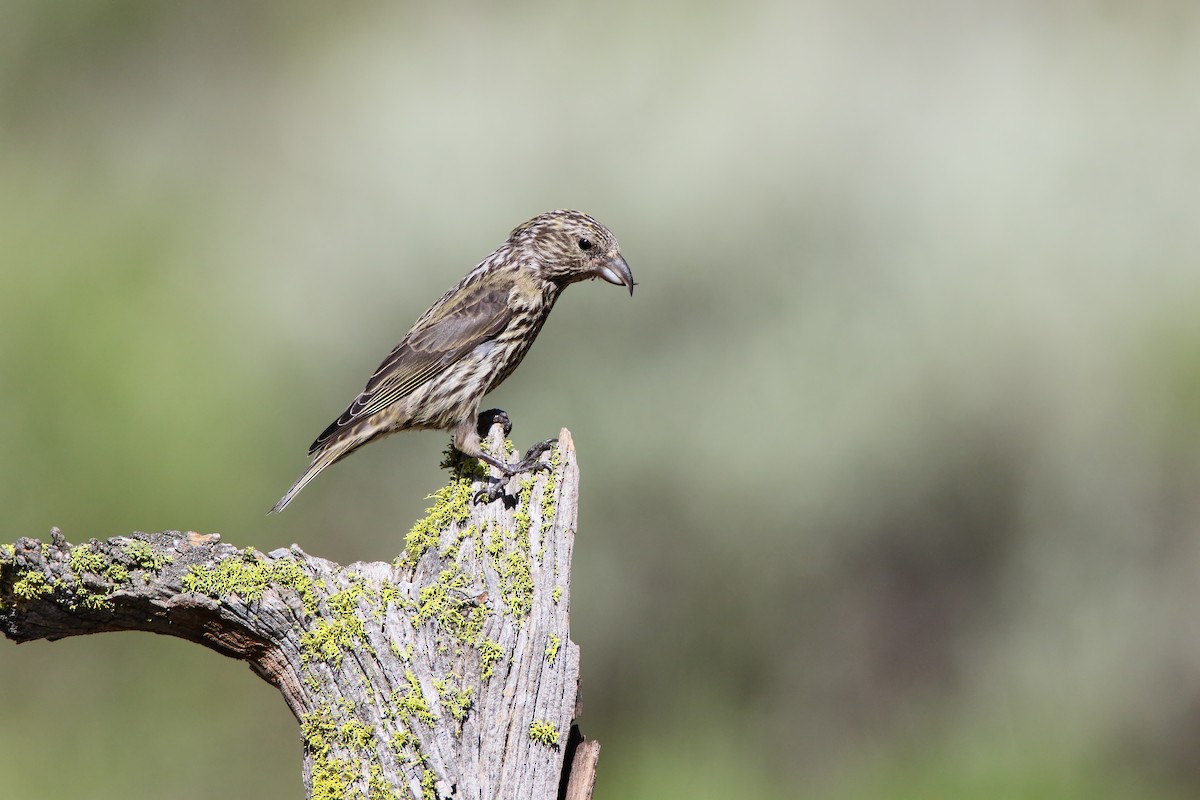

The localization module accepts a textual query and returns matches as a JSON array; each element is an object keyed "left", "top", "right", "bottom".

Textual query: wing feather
[{"left": 308, "top": 275, "right": 512, "bottom": 454}]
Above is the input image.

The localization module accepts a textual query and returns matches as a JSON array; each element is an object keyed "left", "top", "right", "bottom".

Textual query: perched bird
[{"left": 270, "top": 209, "right": 634, "bottom": 512}]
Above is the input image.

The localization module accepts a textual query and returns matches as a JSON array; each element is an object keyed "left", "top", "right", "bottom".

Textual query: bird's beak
[{"left": 596, "top": 253, "right": 635, "bottom": 295}]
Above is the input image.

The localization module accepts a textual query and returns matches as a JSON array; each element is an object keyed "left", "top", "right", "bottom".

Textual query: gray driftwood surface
[{"left": 0, "top": 426, "right": 598, "bottom": 800}]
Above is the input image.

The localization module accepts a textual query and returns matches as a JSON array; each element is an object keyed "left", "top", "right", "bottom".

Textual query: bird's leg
[
  {"left": 466, "top": 410, "right": 556, "bottom": 474},
  {"left": 457, "top": 411, "right": 513, "bottom": 475},
  {"left": 457, "top": 412, "right": 557, "bottom": 504},
  {"left": 458, "top": 416, "right": 511, "bottom": 504}
]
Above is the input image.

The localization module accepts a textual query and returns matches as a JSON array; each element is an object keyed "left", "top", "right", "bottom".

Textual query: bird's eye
[{"left": 577, "top": 238, "right": 592, "bottom": 251}]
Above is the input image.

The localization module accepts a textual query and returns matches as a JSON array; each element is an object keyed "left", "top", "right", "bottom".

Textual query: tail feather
[
  {"left": 270, "top": 416, "right": 392, "bottom": 513},
  {"left": 269, "top": 446, "right": 348, "bottom": 513}
]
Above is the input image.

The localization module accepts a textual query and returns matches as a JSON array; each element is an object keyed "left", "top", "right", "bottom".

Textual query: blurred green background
[{"left": 3, "top": 1, "right": 1200, "bottom": 798}]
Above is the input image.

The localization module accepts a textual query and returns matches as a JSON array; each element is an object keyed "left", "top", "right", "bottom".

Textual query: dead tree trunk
[{"left": 0, "top": 426, "right": 598, "bottom": 800}]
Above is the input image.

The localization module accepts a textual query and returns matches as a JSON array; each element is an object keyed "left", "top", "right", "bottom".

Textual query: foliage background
[{"left": 3, "top": 2, "right": 1200, "bottom": 798}]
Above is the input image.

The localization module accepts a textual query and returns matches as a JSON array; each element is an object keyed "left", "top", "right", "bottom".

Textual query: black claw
[
  {"left": 524, "top": 438, "right": 557, "bottom": 463},
  {"left": 472, "top": 481, "right": 503, "bottom": 504},
  {"left": 477, "top": 408, "right": 513, "bottom": 438},
  {"left": 473, "top": 478, "right": 519, "bottom": 507}
]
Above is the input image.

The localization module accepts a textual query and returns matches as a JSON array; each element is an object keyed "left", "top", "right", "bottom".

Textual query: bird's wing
[{"left": 308, "top": 275, "right": 513, "bottom": 454}]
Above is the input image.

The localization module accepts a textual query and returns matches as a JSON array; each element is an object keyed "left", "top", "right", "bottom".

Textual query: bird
[{"left": 270, "top": 209, "right": 634, "bottom": 512}]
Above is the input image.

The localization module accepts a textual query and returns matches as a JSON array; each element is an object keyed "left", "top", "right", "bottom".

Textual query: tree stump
[{"left": 0, "top": 426, "right": 598, "bottom": 800}]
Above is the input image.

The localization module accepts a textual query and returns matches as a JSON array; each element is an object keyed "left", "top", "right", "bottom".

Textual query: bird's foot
[
  {"left": 507, "top": 438, "right": 557, "bottom": 474},
  {"left": 472, "top": 478, "right": 511, "bottom": 506},
  {"left": 471, "top": 438, "right": 558, "bottom": 504}
]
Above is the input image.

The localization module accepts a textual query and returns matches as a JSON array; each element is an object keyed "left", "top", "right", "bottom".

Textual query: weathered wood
[
  {"left": 562, "top": 727, "right": 601, "bottom": 800},
  {"left": 0, "top": 426, "right": 596, "bottom": 800}
]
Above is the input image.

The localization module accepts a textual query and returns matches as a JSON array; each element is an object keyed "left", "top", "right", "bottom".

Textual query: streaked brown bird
[{"left": 270, "top": 209, "right": 634, "bottom": 512}]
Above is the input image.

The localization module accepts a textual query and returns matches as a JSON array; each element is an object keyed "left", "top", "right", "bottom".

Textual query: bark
[{"left": 0, "top": 426, "right": 597, "bottom": 800}]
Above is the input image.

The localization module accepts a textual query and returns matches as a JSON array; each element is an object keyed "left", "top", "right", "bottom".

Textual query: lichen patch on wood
[{"left": 0, "top": 427, "right": 595, "bottom": 800}]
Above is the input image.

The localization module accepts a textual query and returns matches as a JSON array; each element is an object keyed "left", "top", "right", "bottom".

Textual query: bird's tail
[
  {"left": 270, "top": 415, "right": 392, "bottom": 513},
  {"left": 269, "top": 445, "right": 348, "bottom": 513}
]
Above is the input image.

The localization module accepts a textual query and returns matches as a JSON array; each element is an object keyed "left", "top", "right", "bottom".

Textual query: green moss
[
  {"left": 310, "top": 756, "right": 355, "bottom": 800},
  {"left": 42, "top": 553, "right": 109, "bottom": 610},
  {"left": 339, "top": 719, "right": 376, "bottom": 751},
  {"left": 376, "top": 580, "right": 410, "bottom": 623},
  {"left": 485, "top": 526, "right": 503, "bottom": 558},
  {"left": 182, "top": 554, "right": 266, "bottom": 598},
  {"left": 123, "top": 540, "right": 171, "bottom": 572},
  {"left": 529, "top": 720, "right": 559, "bottom": 747},
  {"left": 12, "top": 569, "right": 52, "bottom": 600},
  {"left": 1, "top": 543, "right": 15, "bottom": 561},
  {"left": 398, "top": 453, "right": 482, "bottom": 569},
  {"left": 484, "top": 476, "right": 536, "bottom": 619},
  {"left": 545, "top": 634, "right": 561, "bottom": 665},
  {"left": 107, "top": 563, "right": 130, "bottom": 583},
  {"left": 479, "top": 639, "right": 504, "bottom": 680},
  {"left": 551, "top": 585, "right": 563, "bottom": 604},
  {"left": 389, "top": 728, "right": 418, "bottom": 758},
  {"left": 412, "top": 568, "right": 485, "bottom": 645},
  {"left": 300, "top": 705, "right": 401, "bottom": 800},
  {"left": 434, "top": 676, "right": 474, "bottom": 724},
  {"left": 498, "top": 551, "right": 534, "bottom": 619},
  {"left": 273, "top": 557, "right": 319, "bottom": 616},
  {"left": 513, "top": 476, "right": 534, "bottom": 551},
  {"left": 182, "top": 551, "right": 317, "bottom": 616},
  {"left": 69, "top": 544, "right": 129, "bottom": 584},
  {"left": 420, "top": 768, "right": 437, "bottom": 800},
  {"left": 301, "top": 707, "right": 357, "bottom": 800},
  {"left": 303, "top": 667, "right": 323, "bottom": 695},
  {"left": 380, "top": 581, "right": 404, "bottom": 609},
  {"left": 539, "top": 444, "right": 561, "bottom": 537},
  {"left": 393, "top": 669, "right": 436, "bottom": 727},
  {"left": 80, "top": 592, "right": 113, "bottom": 610},
  {"left": 328, "top": 582, "right": 373, "bottom": 617},
  {"left": 302, "top": 617, "right": 368, "bottom": 663},
  {"left": 440, "top": 442, "right": 490, "bottom": 476},
  {"left": 368, "top": 762, "right": 401, "bottom": 800},
  {"left": 300, "top": 706, "right": 338, "bottom": 757}
]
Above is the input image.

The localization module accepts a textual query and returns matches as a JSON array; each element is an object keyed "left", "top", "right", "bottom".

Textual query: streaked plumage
[{"left": 270, "top": 209, "right": 633, "bottom": 512}]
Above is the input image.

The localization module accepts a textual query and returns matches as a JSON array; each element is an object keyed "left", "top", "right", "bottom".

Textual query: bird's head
[{"left": 510, "top": 209, "right": 634, "bottom": 294}]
